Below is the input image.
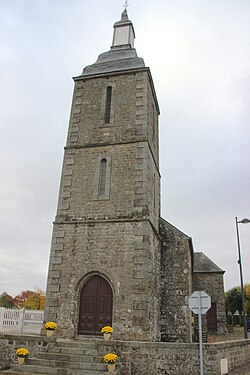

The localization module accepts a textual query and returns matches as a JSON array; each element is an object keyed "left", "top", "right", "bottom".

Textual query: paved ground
[
  {"left": 228, "top": 363, "right": 250, "bottom": 375},
  {"left": 208, "top": 326, "right": 248, "bottom": 342}
]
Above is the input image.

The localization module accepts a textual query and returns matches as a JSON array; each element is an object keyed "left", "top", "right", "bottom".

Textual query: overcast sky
[{"left": 0, "top": 0, "right": 249, "bottom": 297}]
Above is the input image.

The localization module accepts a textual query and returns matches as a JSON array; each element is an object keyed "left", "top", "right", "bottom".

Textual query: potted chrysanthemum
[
  {"left": 101, "top": 325, "right": 113, "bottom": 341},
  {"left": 45, "top": 321, "right": 58, "bottom": 337},
  {"left": 103, "top": 353, "right": 118, "bottom": 373},
  {"left": 16, "top": 348, "right": 29, "bottom": 365}
]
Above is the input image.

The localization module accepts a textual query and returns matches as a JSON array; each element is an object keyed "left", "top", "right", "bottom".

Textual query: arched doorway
[{"left": 78, "top": 275, "right": 113, "bottom": 335}]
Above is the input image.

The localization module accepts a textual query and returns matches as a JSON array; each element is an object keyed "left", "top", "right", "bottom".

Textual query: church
[{"left": 44, "top": 8, "right": 227, "bottom": 343}]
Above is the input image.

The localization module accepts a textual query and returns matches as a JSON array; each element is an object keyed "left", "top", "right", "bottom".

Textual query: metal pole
[
  {"left": 198, "top": 300, "right": 204, "bottom": 375},
  {"left": 235, "top": 217, "right": 248, "bottom": 339}
]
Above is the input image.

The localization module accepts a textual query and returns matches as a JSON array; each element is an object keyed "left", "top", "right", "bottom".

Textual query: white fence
[{"left": 0, "top": 307, "right": 44, "bottom": 334}]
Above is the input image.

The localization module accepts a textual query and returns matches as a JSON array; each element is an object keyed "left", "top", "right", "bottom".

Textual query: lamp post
[{"left": 235, "top": 217, "right": 250, "bottom": 339}]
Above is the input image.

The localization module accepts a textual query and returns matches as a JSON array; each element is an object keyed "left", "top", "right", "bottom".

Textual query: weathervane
[{"left": 123, "top": 0, "right": 129, "bottom": 10}]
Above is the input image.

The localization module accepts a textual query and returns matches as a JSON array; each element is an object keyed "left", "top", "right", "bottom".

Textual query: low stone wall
[
  {"left": 0, "top": 337, "right": 12, "bottom": 371},
  {"left": 97, "top": 339, "right": 250, "bottom": 375},
  {"left": 206, "top": 339, "right": 250, "bottom": 373},
  {"left": 0, "top": 334, "right": 249, "bottom": 375},
  {"left": 0, "top": 333, "right": 56, "bottom": 371}
]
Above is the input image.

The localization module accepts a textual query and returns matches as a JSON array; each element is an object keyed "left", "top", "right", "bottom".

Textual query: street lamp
[{"left": 235, "top": 217, "right": 250, "bottom": 339}]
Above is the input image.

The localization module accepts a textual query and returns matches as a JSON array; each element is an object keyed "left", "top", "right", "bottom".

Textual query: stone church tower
[
  {"left": 45, "top": 9, "right": 227, "bottom": 342},
  {"left": 45, "top": 9, "right": 161, "bottom": 341}
]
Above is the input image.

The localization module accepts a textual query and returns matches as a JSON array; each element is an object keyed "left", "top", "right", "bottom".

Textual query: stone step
[
  {"left": 0, "top": 337, "right": 121, "bottom": 375},
  {"left": 0, "top": 372, "right": 48, "bottom": 375},
  {"left": 26, "top": 358, "right": 106, "bottom": 370},
  {"left": 35, "top": 352, "right": 97, "bottom": 362},
  {"left": 50, "top": 347, "right": 98, "bottom": 356},
  {"left": 56, "top": 339, "right": 97, "bottom": 349},
  {"left": 0, "top": 372, "right": 114, "bottom": 375},
  {"left": 72, "top": 336, "right": 102, "bottom": 342},
  {"left": 8, "top": 365, "right": 113, "bottom": 375}
]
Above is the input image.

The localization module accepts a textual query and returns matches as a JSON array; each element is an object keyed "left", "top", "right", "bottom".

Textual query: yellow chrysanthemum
[
  {"left": 101, "top": 325, "right": 113, "bottom": 334},
  {"left": 45, "top": 321, "right": 58, "bottom": 330},
  {"left": 103, "top": 353, "right": 118, "bottom": 364},
  {"left": 16, "top": 348, "right": 29, "bottom": 357}
]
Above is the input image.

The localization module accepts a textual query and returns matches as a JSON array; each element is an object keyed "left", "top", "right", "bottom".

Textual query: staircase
[{"left": 1, "top": 337, "right": 122, "bottom": 375}]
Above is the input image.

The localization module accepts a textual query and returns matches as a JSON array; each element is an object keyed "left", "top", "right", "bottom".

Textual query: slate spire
[{"left": 81, "top": 8, "right": 144, "bottom": 77}]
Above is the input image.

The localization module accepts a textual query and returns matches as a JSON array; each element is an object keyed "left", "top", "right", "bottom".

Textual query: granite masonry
[
  {"left": 44, "top": 8, "right": 227, "bottom": 343},
  {"left": 0, "top": 334, "right": 250, "bottom": 375}
]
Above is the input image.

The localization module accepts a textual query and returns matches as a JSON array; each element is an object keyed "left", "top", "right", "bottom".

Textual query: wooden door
[
  {"left": 207, "top": 302, "right": 217, "bottom": 332},
  {"left": 78, "top": 275, "right": 113, "bottom": 335}
]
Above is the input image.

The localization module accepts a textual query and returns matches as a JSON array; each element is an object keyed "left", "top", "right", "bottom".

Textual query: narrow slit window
[
  {"left": 98, "top": 158, "right": 107, "bottom": 196},
  {"left": 104, "top": 86, "right": 112, "bottom": 124}
]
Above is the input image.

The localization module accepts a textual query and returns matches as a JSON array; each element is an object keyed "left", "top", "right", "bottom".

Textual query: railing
[{"left": 0, "top": 307, "right": 44, "bottom": 334}]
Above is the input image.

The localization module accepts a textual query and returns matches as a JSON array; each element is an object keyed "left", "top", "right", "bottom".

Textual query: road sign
[
  {"left": 189, "top": 291, "right": 211, "bottom": 375},
  {"left": 189, "top": 291, "right": 211, "bottom": 315}
]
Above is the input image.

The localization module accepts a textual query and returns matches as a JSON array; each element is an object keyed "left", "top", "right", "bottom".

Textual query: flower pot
[
  {"left": 107, "top": 363, "right": 116, "bottom": 372},
  {"left": 46, "top": 329, "right": 54, "bottom": 337},
  {"left": 103, "top": 333, "right": 111, "bottom": 341},
  {"left": 17, "top": 357, "right": 25, "bottom": 365}
]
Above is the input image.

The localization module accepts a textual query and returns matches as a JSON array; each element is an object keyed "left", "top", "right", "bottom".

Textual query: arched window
[
  {"left": 94, "top": 156, "right": 111, "bottom": 200},
  {"left": 98, "top": 158, "right": 107, "bottom": 196},
  {"left": 104, "top": 86, "right": 112, "bottom": 124}
]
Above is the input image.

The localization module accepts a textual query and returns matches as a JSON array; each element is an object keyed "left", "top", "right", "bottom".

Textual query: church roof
[
  {"left": 193, "top": 252, "right": 225, "bottom": 274},
  {"left": 81, "top": 46, "right": 145, "bottom": 77},
  {"left": 160, "top": 217, "right": 191, "bottom": 240},
  {"left": 81, "top": 9, "right": 145, "bottom": 77}
]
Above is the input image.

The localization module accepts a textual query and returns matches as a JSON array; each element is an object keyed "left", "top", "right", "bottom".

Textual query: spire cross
[{"left": 123, "top": 0, "right": 129, "bottom": 10}]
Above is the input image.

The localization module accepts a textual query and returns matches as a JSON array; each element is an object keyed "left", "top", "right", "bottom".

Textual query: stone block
[
  {"left": 48, "top": 284, "right": 60, "bottom": 292},
  {"left": 51, "top": 256, "right": 62, "bottom": 264},
  {"left": 54, "top": 230, "right": 65, "bottom": 238}
]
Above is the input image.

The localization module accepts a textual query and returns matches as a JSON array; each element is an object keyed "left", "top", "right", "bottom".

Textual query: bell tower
[{"left": 45, "top": 8, "right": 161, "bottom": 341}]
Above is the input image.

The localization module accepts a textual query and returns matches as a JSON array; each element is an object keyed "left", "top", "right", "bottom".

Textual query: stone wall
[
  {"left": 45, "top": 220, "right": 161, "bottom": 341},
  {"left": 97, "top": 339, "right": 250, "bottom": 375},
  {"left": 159, "top": 219, "right": 193, "bottom": 342},
  {"left": 0, "top": 334, "right": 55, "bottom": 371},
  {"left": 45, "top": 68, "right": 162, "bottom": 341},
  {"left": 55, "top": 69, "right": 160, "bottom": 230},
  {"left": 54, "top": 142, "right": 160, "bottom": 228},
  {"left": 1, "top": 334, "right": 249, "bottom": 375},
  {"left": 0, "top": 337, "right": 12, "bottom": 371}
]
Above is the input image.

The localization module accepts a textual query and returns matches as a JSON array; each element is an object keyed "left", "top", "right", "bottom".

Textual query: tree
[
  {"left": 13, "top": 289, "right": 45, "bottom": 310},
  {"left": 225, "top": 284, "right": 250, "bottom": 316},
  {"left": 225, "top": 286, "right": 242, "bottom": 315},
  {"left": 0, "top": 292, "right": 14, "bottom": 308},
  {"left": 245, "top": 283, "right": 250, "bottom": 315}
]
